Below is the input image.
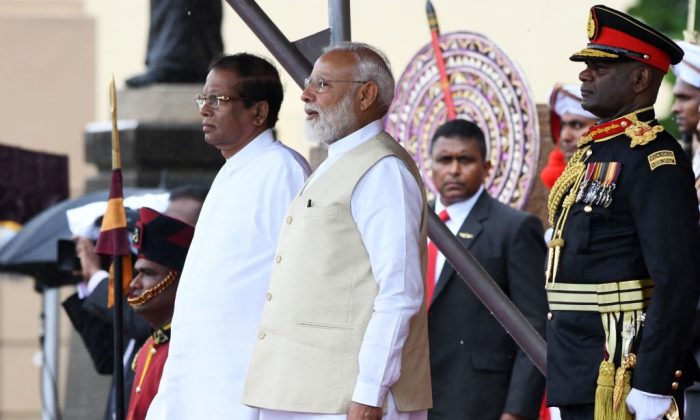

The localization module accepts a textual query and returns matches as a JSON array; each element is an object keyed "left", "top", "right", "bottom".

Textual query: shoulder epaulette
[{"left": 578, "top": 106, "right": 662, "bottom": 148}]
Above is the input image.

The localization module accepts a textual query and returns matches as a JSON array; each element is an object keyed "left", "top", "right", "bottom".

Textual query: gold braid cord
[
  {"left": 548, "top": 147, "right": 590, "bottom": 226},
  {"left": 128, "top": 270, "right": 178, "bottom": 308}
]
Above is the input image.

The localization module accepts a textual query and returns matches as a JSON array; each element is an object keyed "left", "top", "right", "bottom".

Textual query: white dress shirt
[
  {"left": 146, "top": 129, "right": 310, "bottom": 420},
  {"left": 259, "top": 120, "right": 426, "bottom": 420},
  {"left": 432, "top": 186, "right": 484, "bottom": 282}
]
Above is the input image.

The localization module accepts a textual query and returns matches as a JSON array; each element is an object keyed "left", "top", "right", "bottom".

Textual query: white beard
[{"left": 304, "top": 92, "right": 358, "bottom": 145}]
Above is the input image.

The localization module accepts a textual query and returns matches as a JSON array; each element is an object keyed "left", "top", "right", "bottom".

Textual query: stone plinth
[
  {"left": 117, "top": 84, "right": 202, "bottom": 124},
  {"left": 84, "top": 86, "right": 223, "bottom": 193}
]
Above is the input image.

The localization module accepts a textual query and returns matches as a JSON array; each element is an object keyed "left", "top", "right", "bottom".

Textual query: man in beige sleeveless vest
[{"left": 242, "top": 43, "right": 432, "bottom": 420}]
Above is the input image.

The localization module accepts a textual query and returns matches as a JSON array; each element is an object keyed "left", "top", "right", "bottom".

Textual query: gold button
[
  {"left": 676, "top": 370, "right": 683, "bottom": 378},
  {"left": 286, "top": 216, "right": 293, "bottom": 224},
  {"left": 275, "top": 255, "right": 281, "bottom": 263},
  {"left": 586, "top": 149, "right": 593, "bottom": 156},
  {"left": 584, "top": 205, "right": 593, "bottom": 213},
  {"left": 258, "top": 331, "right": 266, "bottom": 339},
  {"left": 151, "top": 348, "right": 157, "bottom": 355},
  {"left": 672, "top": 382, "right": 679, "bottom": 390},
  {"left": 547, "top": 312, "right": 553, "bottom": 320},
  {"left": 136, "top": 386, "right": 142, "bottom": 394},
  {"left": 620, "top": 121, "right": 628, "bottom": 127},
  {"left": 266, "top": 292, "right": 272, "bottom": 301}
]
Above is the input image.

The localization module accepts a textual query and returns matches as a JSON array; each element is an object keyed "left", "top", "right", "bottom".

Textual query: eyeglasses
[
  {"left": 194, "top": 94, "right": 240, "bottom": 109},
  {"left": 303, "top": 77, "right": 368, "bottom": 93}
]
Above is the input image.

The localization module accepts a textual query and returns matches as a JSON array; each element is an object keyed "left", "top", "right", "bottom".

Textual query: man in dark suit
[{"left": 427, "top": 119, "right": 548, "bottom": 420}]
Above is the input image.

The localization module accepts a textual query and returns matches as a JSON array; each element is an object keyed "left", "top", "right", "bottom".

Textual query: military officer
[{"left": 545, "top": 5, "right": 700, "bottom": 420}]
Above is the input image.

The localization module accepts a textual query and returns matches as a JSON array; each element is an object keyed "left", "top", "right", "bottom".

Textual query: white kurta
[
  {"left": 258, "top": 121, "right": 427, "bottom": 420},
  {"left": 146, "top": 129, "right": 310, "bottom": 420}
]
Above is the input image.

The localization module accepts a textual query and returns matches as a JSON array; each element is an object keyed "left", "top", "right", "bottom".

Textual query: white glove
[{"left": 625, "top": 388, "right": 672, "bottom": 420}]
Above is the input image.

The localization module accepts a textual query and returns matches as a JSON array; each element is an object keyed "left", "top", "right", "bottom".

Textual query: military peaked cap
[{"left": 570, "top": 5, "right": 683, "bottom": 73}]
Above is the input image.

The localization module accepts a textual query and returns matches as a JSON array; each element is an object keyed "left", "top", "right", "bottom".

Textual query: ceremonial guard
[
  {"left": 546, "top": 5, "right": 700, "bottom": 420},
  {"left": 125, "top": 208, "right": 194, "bottom": 420}
]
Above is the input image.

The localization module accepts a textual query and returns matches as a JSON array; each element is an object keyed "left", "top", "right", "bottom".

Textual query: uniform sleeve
[
  {"left": 629, "top": 144, "right": 700, "bottom": 395},
  {"left": 349, "top": 156, "right": 424, "bottom": 406},
  {"left": 503, "top": 214, "right": 548, "bottom": 417}
]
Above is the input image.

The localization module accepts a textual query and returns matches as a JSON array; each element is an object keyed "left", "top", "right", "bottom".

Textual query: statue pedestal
[{"left": 84, "top": 84, "right": 222, "bottom": 192}]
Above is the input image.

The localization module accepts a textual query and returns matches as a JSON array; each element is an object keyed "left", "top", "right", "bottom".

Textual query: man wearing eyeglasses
[
  {"left": 146, "top": 53, "right": 311, "bottom": 420},
  {"left": 242, "top": 42, "right": 431, "bottom": 420}
]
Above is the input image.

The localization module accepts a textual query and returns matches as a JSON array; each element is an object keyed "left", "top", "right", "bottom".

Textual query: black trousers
[{"left": 559, "top": 404, "right": 594, "bottom": 420}]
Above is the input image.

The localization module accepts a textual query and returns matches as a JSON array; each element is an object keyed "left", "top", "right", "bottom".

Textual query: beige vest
[{"left": 242, "top": 132, "right": 431, "bottom": 413}]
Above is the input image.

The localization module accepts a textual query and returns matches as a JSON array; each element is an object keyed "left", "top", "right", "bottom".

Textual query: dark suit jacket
[{"left": 427, "top": 192, "right": 548, "bottom": 420}]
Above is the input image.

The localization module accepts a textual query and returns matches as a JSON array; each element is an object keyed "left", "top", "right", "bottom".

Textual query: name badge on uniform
[{"left": 575, "top": 162, "right": 621, "bottom": 208}]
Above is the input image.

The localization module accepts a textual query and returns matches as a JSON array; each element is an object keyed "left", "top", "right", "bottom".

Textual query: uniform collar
[
  {"left": 152, "top": 323, "right": 171, "bottom": 345},
  {"left": 578, "top": 106, "right": 656, "bottom": 146}
]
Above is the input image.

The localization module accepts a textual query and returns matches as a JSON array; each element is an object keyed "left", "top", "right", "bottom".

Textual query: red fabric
[
  {"left": 95, "top": 169, "right": 130, "bottom": 256},
  {"left": 594, "top": 26, "right": 671, "bottom": 71},
  {"left": 426, "top": 209, "right": 450, "bottom": 310},
  {"left": 539, "top": 392, "right": 551, "bottom": 420},
  {"left": 127, "top": 338, "right": 169, "bottom": 420},
  {"left": 539, "top": 148, "right": 567, "bottom": 189}
]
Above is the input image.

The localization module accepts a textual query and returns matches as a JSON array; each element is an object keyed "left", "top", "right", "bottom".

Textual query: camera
[{"left": 56, "top": 238, "right": 81, "bottom": 272}]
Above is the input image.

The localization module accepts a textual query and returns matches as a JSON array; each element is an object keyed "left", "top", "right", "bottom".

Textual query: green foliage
[
  {"left": 628, "top": 0, "right": 690, "bottom": 40},
  {"left": 627, "top": 0, "right": 696, "bottom": 138}
]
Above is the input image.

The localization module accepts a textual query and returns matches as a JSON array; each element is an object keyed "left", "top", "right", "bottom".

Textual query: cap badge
[
  {"left": 132, "top": 226, "right": 141, "bottom": 246},
  {"left": 587, "top": 10, "right": 597, "bottom": 40}
]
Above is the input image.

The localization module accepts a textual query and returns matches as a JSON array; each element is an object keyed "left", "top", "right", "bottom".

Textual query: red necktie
[{"left": 426, "top": 209, "right": 450, "bottom": 310}]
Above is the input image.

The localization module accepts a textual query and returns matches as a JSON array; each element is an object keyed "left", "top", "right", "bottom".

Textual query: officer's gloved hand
[{"left": 626, "top": 388, "right": 672, "bottom": 420}]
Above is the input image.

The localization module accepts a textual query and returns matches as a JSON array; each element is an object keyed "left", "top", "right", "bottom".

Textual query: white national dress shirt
[
  {"left": 432, "top": 186, "right": 484, "bottom": 283},
  {"left": 146, "top": 129, "right": 310, "bottom": 420},
  {"left": 259, "top": 120, "right": 426, "bottom": 420}
]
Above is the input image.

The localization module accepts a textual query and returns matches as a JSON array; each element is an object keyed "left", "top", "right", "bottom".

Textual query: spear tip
[{"left": 426, "top": 0, "right": 435, "bottom": 16}]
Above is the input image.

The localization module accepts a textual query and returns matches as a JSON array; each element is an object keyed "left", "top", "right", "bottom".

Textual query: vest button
[
  {"left": 286, "top": 216, "right": 293, "bottom": 224},
  {"left": 547, "top": 312, "right": 553, "bottom": 320},
  {"left": 266, "top": 292, "right": 272, "bottom": 301},
  {"left": 275, "top": 255, "right": 281, "bottom": 263},
  {"left": 676, "top": 370, "right": 683, "bottom": 378},
  {"left": 584, "top": 205, "right": 593, "bottom": 213},
  {"left": 258, "top": 331, "right": 266, "bottom": 340},
  {"left": 672, "top": 381, "right": 679, "bottom": 390}
]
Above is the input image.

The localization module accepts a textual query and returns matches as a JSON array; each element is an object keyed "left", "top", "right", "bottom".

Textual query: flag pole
[
  {"left": 109, "top": 76, "right": 125, "bottom": 420},
  {"left": 426, "top": 0, "right": 456, "bottom": 120},
  {"left": 91, "top": 76, "right": 130, "bottom": 420},
  {"left": 685, "top": 0, "right": 698, "bottom": 43}
]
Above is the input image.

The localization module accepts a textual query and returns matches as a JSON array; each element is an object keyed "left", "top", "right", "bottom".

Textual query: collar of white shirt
[
  {"left": 306, "top": 120, "right": 384, "bottom": 188},
  {"left": 221, "top": 128, "right": 275, "bottom": 175},
  {"left": 327, "top": 119, "right": 384, "bottom": 158},
  {"left": 434, "top": 186, "right": 485, "bottom": 233}
]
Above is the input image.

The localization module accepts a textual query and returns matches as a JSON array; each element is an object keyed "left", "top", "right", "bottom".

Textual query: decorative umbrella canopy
[{"left": 386, "top": 31, "right": 540, "bottom": 209}]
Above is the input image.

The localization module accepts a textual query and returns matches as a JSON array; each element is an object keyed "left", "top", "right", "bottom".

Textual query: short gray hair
[{"left": 323, "top": 42, "right": 395, "bottom": 115}]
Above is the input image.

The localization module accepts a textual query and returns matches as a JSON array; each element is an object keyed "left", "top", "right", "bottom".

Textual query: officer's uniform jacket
[{"left": 546, "top": 108, "right": 700, "bottom": 406}]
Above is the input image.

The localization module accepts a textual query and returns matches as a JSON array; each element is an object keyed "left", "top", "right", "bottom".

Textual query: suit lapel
[{"left": 431, "top": 193, "right": 491, "bottom": 304}]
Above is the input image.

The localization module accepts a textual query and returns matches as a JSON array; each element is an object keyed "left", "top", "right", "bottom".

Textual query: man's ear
[
  {"left": 632, "top": 65, "right": 652, "bottom": 94},
  {"left": 253, "top": 101, "right": 269, "bottom": 126},
  {"left": 357, "top": 82, "right": 379, "bottom": 111}
]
